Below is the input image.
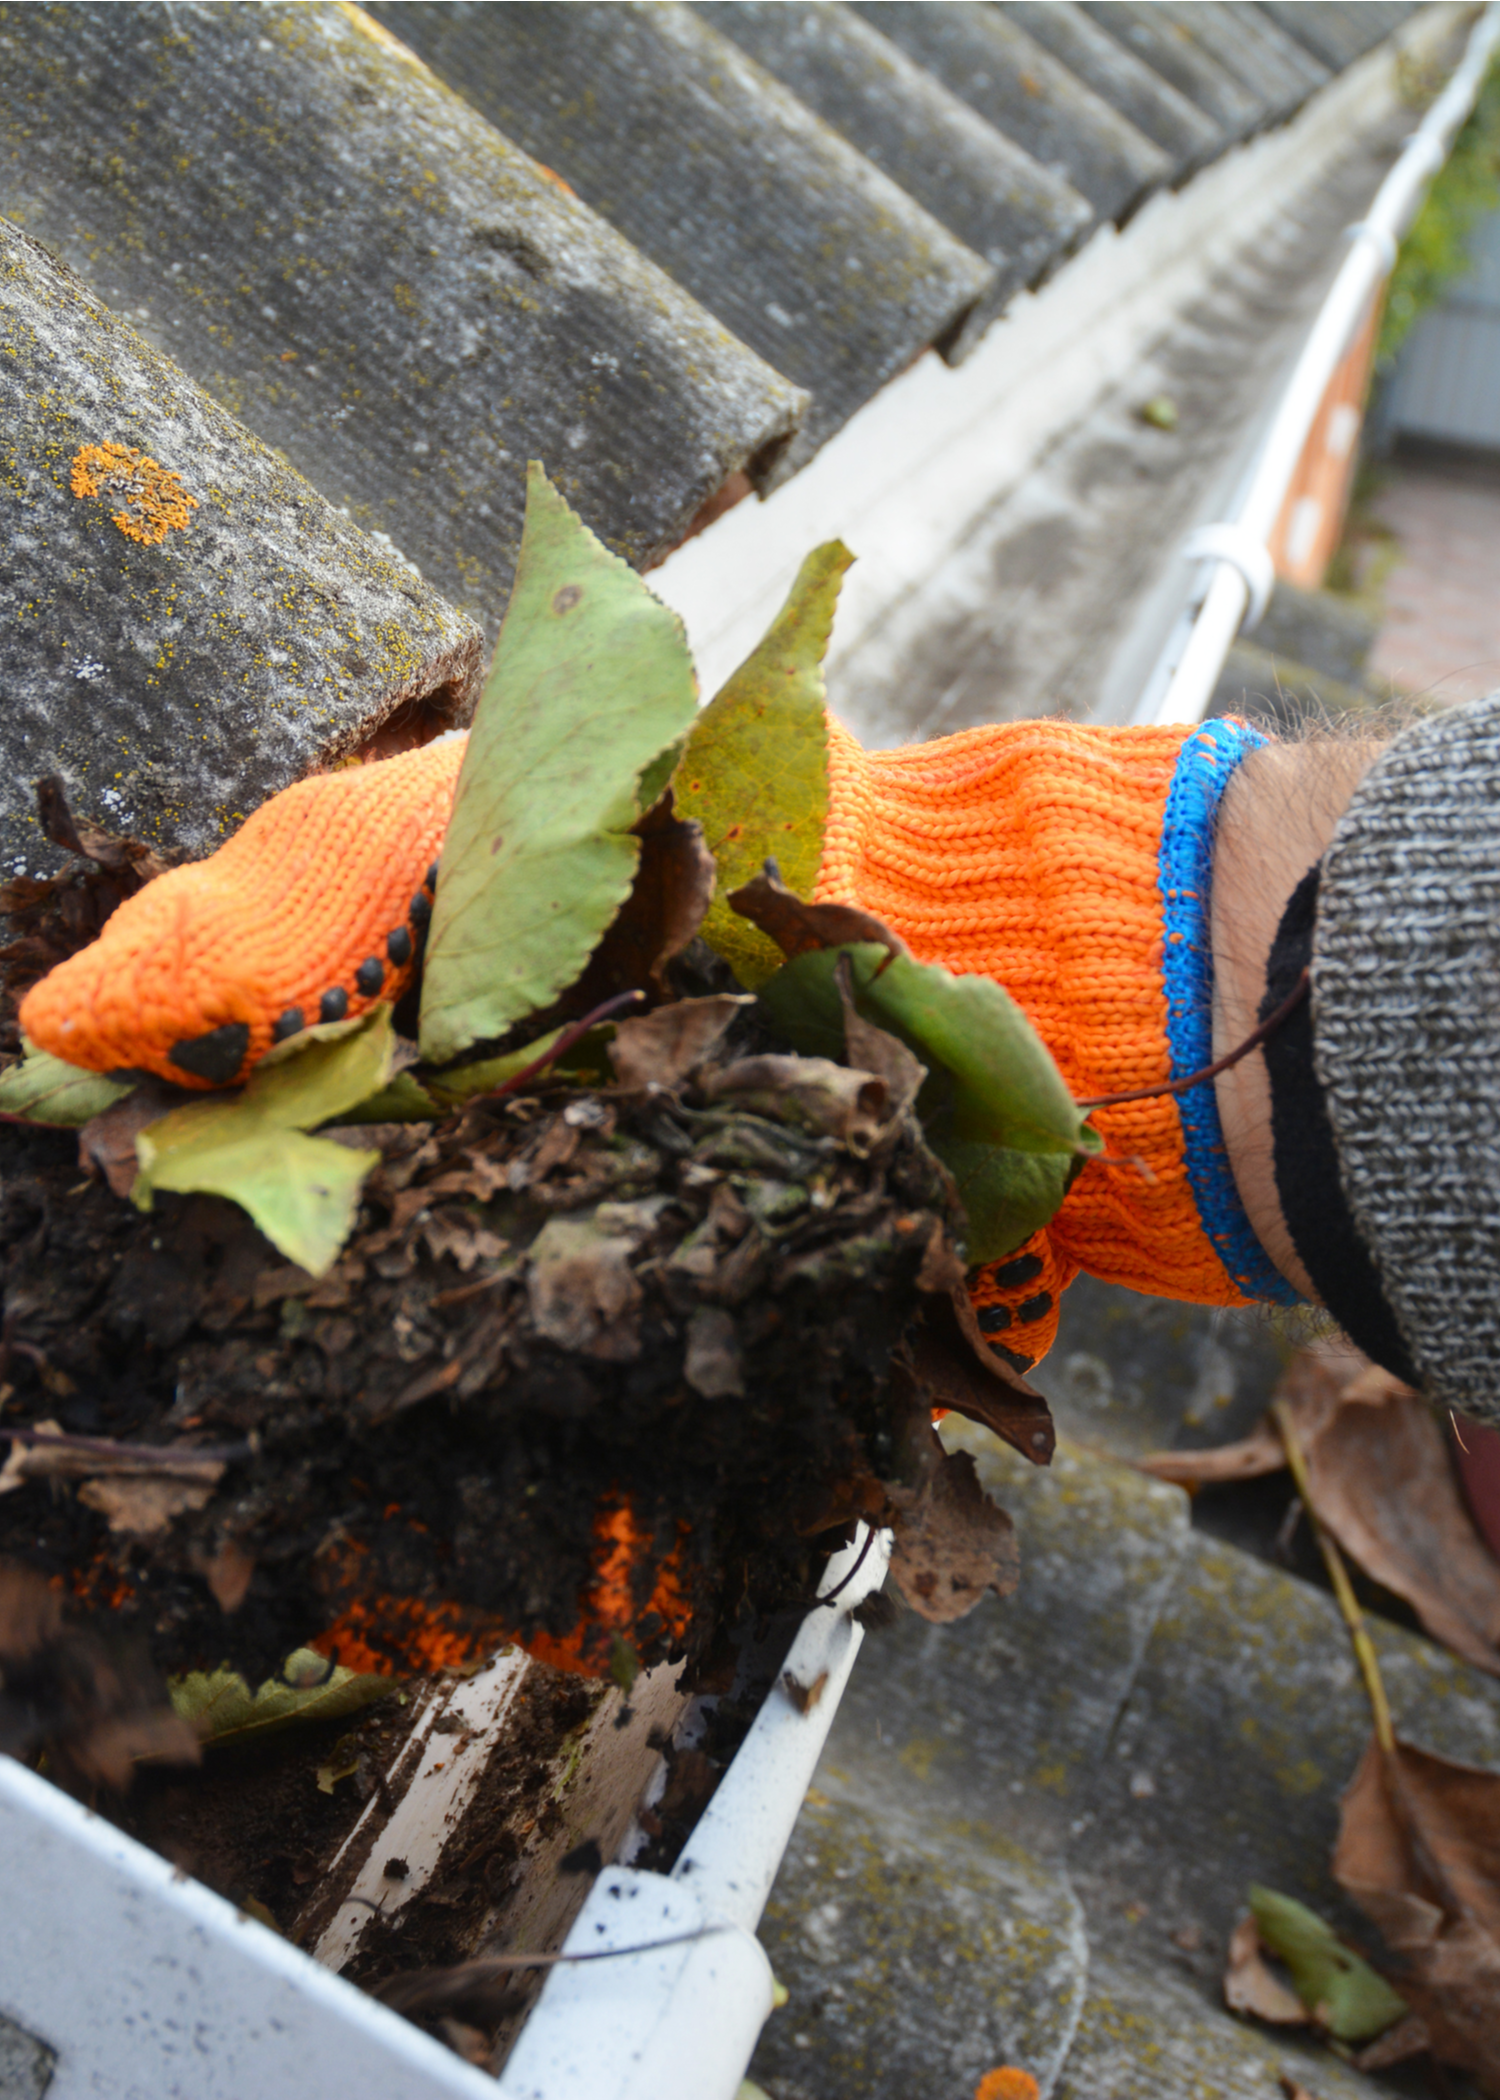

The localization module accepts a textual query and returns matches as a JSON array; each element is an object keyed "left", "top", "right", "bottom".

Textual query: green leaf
[
  {"left": 170, "top": 1647, "right": 396, "bottom": 1747},
  {"left": 938, "top": 1141, "right": 1077, "bottom": 1264},
  {"left": 759, "top": 943, "right": 1092, "bottom": 1263},
  {"left": 0, "top": 1042, "right": 131, "bottom": 1127},
  {"left": 1249, "top": 1885, "right": 1408, "bottom": 2044},
  {"left": 673, "top": 542, "right": 851, "bottom": 989},
  {"left": 420, "top": 463, "right": 699, "bottom": 1064},
  {"left": 336, "top": 1068, "right": 444, "bottom": 1123},
  {"left": 759, "top": 945, "right": 1085, "bottom": 1154},
  {"left": 134, "top": 1008, "right": 396, "bottom": 1274}
]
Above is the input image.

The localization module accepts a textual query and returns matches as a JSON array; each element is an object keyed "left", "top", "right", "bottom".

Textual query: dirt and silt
[
  {"left": 0, "top": 776, "right": 1048, "bottom": 2047},
  {"left": 0, "top": 960, "right": 1045, "bottom": 2023}
]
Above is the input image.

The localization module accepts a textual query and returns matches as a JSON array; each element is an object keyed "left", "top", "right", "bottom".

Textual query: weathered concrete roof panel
[
  {"left": 694, "top": 0, "right": 1093, "bottom": 345},
  {"left": 1154, "top": 0, "right": 1331, "bottom": 123},
  {"left": 0, "top": 2, "right": 806, "bottom": 640},
  {"left": 1257, "top": 1, "right": 1419, "bottom": 70},
  {"left": 998, "top": 1, "right": 1223, "bottom": 174},
  {"left": 1209, "top": 1, "right": 1335, "bottom": 98},
  {"left": 367, "top": 0, "right": 994, "bottom": 469},
  {"left": 0, "top": 219, "right": 482, "bottom": 874},
  {"left": 849, "top": 1, "right": 1175, "bottom": 224},
  {"left": 1081, "top": 1, "right": 1269, "bottom": 137}
]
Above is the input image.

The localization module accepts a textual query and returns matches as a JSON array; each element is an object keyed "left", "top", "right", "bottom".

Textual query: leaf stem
[
  {"left": 1077, "top": 970, "right": 1308, "bottom": 1112},
  {"left": 1272, "top": 1397, "right": 1394, "bottom": 1755},
  {"left": 469, "top": 989, "right": 645, "bottom": 1106}
]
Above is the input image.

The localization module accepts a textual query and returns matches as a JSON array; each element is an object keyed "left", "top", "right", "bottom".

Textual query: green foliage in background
[{"left": 1378, "top": 56, "right": 1500, "bottom": 370}]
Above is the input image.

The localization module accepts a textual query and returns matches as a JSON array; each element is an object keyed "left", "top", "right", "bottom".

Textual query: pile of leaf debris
[
  {"left": 0, "top": 973, "right": 1040, "bottom": 1699},
  {"left": 0, "top": 470, "right": 1082, "bottom": 1762}
]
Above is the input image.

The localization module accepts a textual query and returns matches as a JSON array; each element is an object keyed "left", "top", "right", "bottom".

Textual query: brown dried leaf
[
  {"left": 908, "top": 1227, "right": 1054, "bottom": 1465},
  {"left": 835, "top": 954, "right": 925, "bottom": 1123},
  {"left": 1137, "top": 1341, "right": 1358, "bottom": 1486},
  {"left": 79, "top": 1079, "right": 195, "bottom": 1198},
  {"left": 194, "top": 1538, "right": 257, "bottom": 1614},
  {"left": 1136, "top": 1421, "right": 1288, "bottom": 1486},
  {"left": 572, "top": 793, "right": 717, "bottom": 1001},
  {"left": 35, "top": 773, "right": 172, "bottom": 879},
  {"left": 1305, "top": 1367, "right": 1500, "bottom": 1677},
  {"left": 608, "top": 993, "right": 752, "bottom": 1091},
  {"left": 1350, "top": 2012, "right": 1432, "bottom": 2070},
  {"left": 77, "top": 1474, "right": 218, "bottom": 1536},
  {"left": 887, "top": 1444, "right": 1019, "bottom": 1623},
  {"left": 1335, "top": 1735, "right": 1500, "bottom": 2094},
  {"left": 727, "top": 862, "right": 911, "bottom": 967},
  {"left": 906, "top": 1322, "right": 1054, "bottom": 1466},
  {"left": 525, "top": 1215, "right": 642, "bottom": 1361},
  {"left": 683, "top": 1305, "right": 745, "bottom": 1399},
  {"left": 699, "top": 1053, "right": 890, "bottom": 1147},
  {"left": 1223, "top": 1914, "right": 1311, "bottom": 2026},
  {"left": 1148, "top": 1344, "right": 1500, "bottom": 1676}
]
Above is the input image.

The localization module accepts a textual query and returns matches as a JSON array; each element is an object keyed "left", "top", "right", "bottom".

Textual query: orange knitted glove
[
  {"left": 20, "top": 737, "right": 464, "bottom": 1088},
  {"left": 815, "top": 714, "right": 1292, "bottom": 1370}
]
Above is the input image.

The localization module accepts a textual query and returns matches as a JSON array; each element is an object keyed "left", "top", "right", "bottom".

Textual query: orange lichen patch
[
  {"left": 70, "top": 440, "right": 198, "bottom": 547},
  {"left": 974, "top": 2071, "right": 1041, "bottom": 2100},
  {"left": 533, "top": 160, "right": 577, "bottom": 200},
  {"left": 20, "top": 735, "right": 468, "bottom": 1088}
]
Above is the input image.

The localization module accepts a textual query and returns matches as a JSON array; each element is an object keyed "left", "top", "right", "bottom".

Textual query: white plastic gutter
[
  {"left": 495, "top": 1523, "right": 892, "bottom": 2100},
  {"left": 1133, "top": 1, "right": 1500, "bottom": 729}
]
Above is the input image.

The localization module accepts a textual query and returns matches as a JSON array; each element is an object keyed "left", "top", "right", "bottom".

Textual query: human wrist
[{"left": 1209, "top": 736, "right": 1383, "bottom": 1303}]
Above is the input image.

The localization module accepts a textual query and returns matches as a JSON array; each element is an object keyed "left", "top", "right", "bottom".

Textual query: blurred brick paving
[{"left": 1366, "top": 440, "right": 1500, "bottom": 707}]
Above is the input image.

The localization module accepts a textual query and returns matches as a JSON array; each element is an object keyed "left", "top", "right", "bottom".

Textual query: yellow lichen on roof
[{"left": 70, "top": 439, "right": 198, "bottom": 546}]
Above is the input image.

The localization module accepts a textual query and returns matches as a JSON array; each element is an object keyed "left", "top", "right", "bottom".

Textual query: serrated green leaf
[
  {"left": 0, "top": 1042, "right": 131, "bottom": 1126},
  {"left": 420, "top": 464, "right": 698, "bottom": 1065},
  {"left": 1249, "top": 1885, "right": 1408, "bottom": 2044},
  {"left": 758, "top": 943, "right": 1090, "bottom": 1262},
  {"left": 134, "top": 1007, "right": 396, "bottom": 1274},
  {"left": 673, "top": 543, "right": 850, "bottom": 989},
  {"left": 170, "top": 1647, "right": 395, "bottom": 1747}
]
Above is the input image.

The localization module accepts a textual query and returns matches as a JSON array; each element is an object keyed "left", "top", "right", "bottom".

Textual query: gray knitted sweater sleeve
[{"left": 1312, "top": 691, "right": 1500, "bottom": 1423}]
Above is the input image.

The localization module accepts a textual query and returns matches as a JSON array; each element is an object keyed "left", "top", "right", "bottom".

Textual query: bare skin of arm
[{"left": 1210, "top": 737, "right": 1383, "bottom": 1303}]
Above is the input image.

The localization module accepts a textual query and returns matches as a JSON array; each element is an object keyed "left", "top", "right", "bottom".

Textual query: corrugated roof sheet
[
  {"left": 998, "top": 1, "right": 1224, "bottom": 171},
  {"left": 693, "top": 0, "right": 1093, "bottom": 348},
  {"left": 0, "top": 219, "right": 481, "bottom": 873},
  {"left": 0, "top": 0, "right": 1432, "bottom": 855},
  {"left": 364, "top": 1, "right": 995, "bottom": 471},
  {"left": 1259, "top": 2, "right": 1422, "bottom": 69},
  {"left": 1080, "top": 2, "right": 1271, "bottom": 136},
  {"left": 0, "top": 1, "right": 805, "bottom": 644},
  {"left": 1162, "top": 1, "right": 1334, "bottom": 121},
  {"left": 848, "top": 1, "right": 1174, "bottom": 222}
]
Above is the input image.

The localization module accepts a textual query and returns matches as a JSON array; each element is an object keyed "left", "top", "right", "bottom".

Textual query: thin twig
[
  {"left": 1273, "top": 1397, "right": 1394, "bottom": 1755},
  {"left": 469, "top": 989, "right": 645, "bottom": 1108},
  {"left": 0, "top": 1424, "right": 252, "bottom": 1466},
  {"left": 1077, "top": 969, "right": 1309, "bottom": 1112}
]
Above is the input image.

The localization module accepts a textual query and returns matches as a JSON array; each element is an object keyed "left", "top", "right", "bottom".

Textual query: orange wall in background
[{"left": 1269, "top": 296, "right": 1382, "bottom": 590}]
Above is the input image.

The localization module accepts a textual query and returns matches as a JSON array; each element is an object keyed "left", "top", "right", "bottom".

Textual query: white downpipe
[{"left": 1136, "top": 2, "right": 1500, "bottom": 728}]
